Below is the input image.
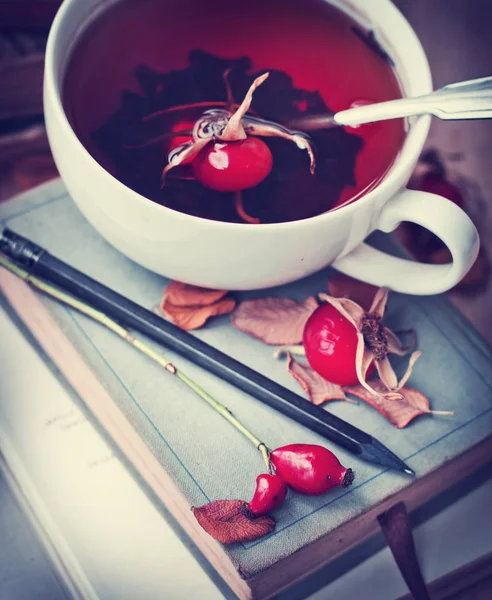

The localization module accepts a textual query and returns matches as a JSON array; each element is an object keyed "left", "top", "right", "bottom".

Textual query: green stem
[{"left": 0, "top": 255, "right": 271, "bottom": 472}]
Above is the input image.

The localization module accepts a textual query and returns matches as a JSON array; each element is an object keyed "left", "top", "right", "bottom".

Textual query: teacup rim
[{"left": 44, "top": 0, "right": 433, "bottom": 232}]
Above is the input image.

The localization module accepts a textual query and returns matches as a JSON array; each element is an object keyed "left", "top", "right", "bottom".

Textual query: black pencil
[{"left": 0, "top": 227, "right": 414, "bottom": 475}]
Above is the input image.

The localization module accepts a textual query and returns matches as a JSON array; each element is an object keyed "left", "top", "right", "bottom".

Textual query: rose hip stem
[{"left": 0, "top": 254, "right": 272, "bottom": 471}]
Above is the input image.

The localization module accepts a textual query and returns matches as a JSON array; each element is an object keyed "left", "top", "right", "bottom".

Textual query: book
[
  {"left": 0, "top": 305, "right": 224, "bottom": 600},
  {"left": 1, "top": 179, "right": 492, "bottom": 600},
  {"left": 2, "top": 298, "right": 492, "bottom": 600}
]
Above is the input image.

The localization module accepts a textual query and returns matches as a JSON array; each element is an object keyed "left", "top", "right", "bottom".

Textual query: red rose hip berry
[
  {"left": 270, "top": 444, "right": 354, "bottom": 495},
  {"left": 193, "top": 137, "right": 273, "bottom": 192},
  {"left": 248, "top": 473, "right": 288, "bottom": 516},
  {"left": 303, "top": 303, "right": 374, "bottom": 386}
]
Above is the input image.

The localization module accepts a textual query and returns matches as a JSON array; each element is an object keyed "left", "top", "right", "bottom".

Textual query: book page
[{"left": 0, "top": 307, "right": 223, "bottom": 600}]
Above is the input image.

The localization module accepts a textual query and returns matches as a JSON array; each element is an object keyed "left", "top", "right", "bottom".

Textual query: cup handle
[{"left": 332, "top": 188, "right": 480, "bottom": 295}]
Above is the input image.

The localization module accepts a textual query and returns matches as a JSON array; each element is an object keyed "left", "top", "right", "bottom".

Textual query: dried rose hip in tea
[
  {"left": 162, "top": 71, "right": 316, "bottom": 221},
  {"left": 90, "top": 50, "right": 366, "bottom": 224},
  {"left": 248, "top": 473, "right": 288, "bottom": 516},
  {"left": 71, "top": 0, "right": 407, "bottom": 225},
  {"left": 193, "top": 137, "right": 273, "bottom": 193},
  {"left": 270, "top": 444, "right": 354, "bottom": 496},
  {"left": 156, "top": 68, "right": 320, "bottom": 222}
]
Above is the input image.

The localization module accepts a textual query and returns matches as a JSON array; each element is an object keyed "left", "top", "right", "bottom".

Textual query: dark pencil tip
[{"left": 358, "top": 436, "right": 416, "bottom": 474}]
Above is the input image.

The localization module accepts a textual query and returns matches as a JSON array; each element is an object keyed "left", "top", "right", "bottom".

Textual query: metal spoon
[{"left": 289, "top": 75, "right": 492, "bottom": 131}]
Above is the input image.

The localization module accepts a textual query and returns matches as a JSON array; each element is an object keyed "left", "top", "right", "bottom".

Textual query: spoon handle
[
  {"left": 337, "top": 75, "right": 492, "bottom": 126},
  {"left": 293, "top": 76, "right": 492, "bottom": 130}
]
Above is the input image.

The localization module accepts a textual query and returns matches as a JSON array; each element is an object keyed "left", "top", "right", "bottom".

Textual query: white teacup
[{"left": 44, "top": 0, "right": 479, "bottom": 293}]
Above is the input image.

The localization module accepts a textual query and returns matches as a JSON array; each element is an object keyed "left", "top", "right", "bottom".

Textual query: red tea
[{"left": 64, "top": 0, "right": 405, "bottom": 224}]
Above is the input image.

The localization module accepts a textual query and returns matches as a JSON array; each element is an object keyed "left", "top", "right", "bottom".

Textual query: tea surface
[{"left": 64, "top": 0, "right": 405, "bottom": 223}]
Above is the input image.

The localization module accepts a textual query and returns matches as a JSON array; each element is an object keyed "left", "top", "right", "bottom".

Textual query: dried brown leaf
[
  {"left": 286, "top": 353, "right": 347, "bottom": 405},
  {"left": 327, "top": 273, "right": 379, "bottom": 311},
  {"left": 231, "top": 296, "right": 318, "bottom": 345},
  {"left": 161, "top": 297, "right": 236, "bottom": 331},
  {"left": 163, "top": 281, "right": 229, "bottom": 307},
  {"left": 344, "top": 381, "right": 433, "bottom": 428},
  {"left": 192, "top": 499, "right": 275, "bottom": 544},
  {"left": 159, "top": 281, "right": 235, "bottom": 330}
]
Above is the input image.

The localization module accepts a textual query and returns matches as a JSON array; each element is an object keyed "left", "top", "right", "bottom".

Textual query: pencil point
[{"left": 357, "top": 436, "right": 415, "bottom": 474}]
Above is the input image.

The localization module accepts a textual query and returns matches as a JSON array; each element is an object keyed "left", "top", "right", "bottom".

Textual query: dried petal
[
  {"left": 244, "top": 116, "right": 316, "bottom": 174},
  {"left": 163, "top": 281, "right": 229, "bottom": 307},
  {"left": 344, "top": 381, "right": 433, "bottom": 428},
  {"left": 368, "top": 287, "right": 389, "bottom": 319},
  {"left": 327, "top": 273, "right": 379, "bottom": 311},
  {"left": 220, "top": 73, "right": 269, "bottom": 141},
  {"left": 394, "top": 350, "right": 422, "bottom": 391},
  {"left": 161, "top": 297, "right": 236, "bottom": 331},
  {"left": 385, "top": 328, "right": 416, "bottom": 356},
  {"left": 162, "top": 137, "right": 210, "bottom": 185},
  {"left": 359, "top": 344, "right": 376, "bottom": 386},
  {"left": 375, "top": 356, "right": 399, "bottom": 392},
  {"left": 373, "top": 349, "right": 421, "bottom": 395},
  {"left": 192, "top": 499, "right": 275, "bottom": 544},
  {"left": 231, "top": 296, "right": 318, "bottom": 345},
  {"left": 353, "top": 333, "right": 381, "bottom": 395},
  {"left": 318, "top": 293, "right": 365, "bottom": 328},
  {"left": 286, "top": 353, "right": 347, "bottom": 405}
]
